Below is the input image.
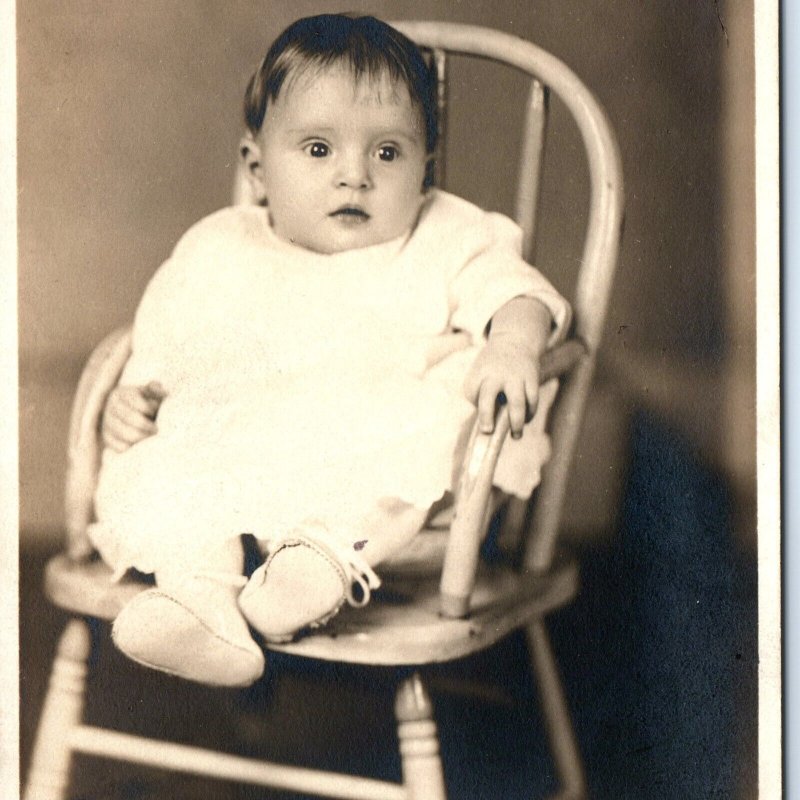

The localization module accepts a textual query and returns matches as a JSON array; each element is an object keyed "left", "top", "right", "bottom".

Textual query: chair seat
[{"left": 44, "top": 548, "right": 578, "bottom": 667}]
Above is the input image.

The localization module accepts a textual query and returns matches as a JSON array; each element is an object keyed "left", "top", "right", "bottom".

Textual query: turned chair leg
[
  {"left": 394, "top": 672, "right": 447, "bottom": 800},
  {"left": 526, "top": 619, "right": 586, "bottom": 800},
  {"left": 24, "top": 618, "right": 92, "bottom": 800}
]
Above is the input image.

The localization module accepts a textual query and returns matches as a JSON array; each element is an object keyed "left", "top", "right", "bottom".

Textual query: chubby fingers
[
  {"left": 476, "top": 376, "right": 540, "bottom": 440},
  {"left": 503, "top": 379, "right": 532, "bottom": 439},
  {"left": 102, "top": 417, "right": 143, "bottom": 452},
  {"left": 121, "top": 385, "right": 163, "bottom": 420},
  {"left": 143, "top": 380, "right": 168, "bottom": 403},
  {"left": 523, "top": 368, "right": 540, "bottom": 423},
  {"left": 101, "top": 387, "right": 159, "bottom": 452},
  {"left": 476, "top": 380, "right": 524, "bottom": 438},
  {"left": 476, "top": 377, "right": 504, "bottom": 434},
  {"left": 509, "top": 367, "right": 542, "bottom": 436},
  {"left": 102, "top": 411, "right": 156, "bottom": 452}
]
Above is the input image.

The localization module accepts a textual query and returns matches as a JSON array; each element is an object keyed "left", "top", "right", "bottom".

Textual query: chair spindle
[
  {"left": 432, "top": 48, "right": 448, "bottom": 188},
  {"left": 515, "top": 79, "right": 549, "bottom": 263}
]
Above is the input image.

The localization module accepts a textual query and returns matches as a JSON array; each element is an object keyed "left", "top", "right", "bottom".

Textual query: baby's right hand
[{"left": 101, "top": 381, "right": 167, "bottom": 452}]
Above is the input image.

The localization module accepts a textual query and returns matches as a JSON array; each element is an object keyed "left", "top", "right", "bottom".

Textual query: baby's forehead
[{"left": 281, "top": 61, "right": 415, "bottom": 108}]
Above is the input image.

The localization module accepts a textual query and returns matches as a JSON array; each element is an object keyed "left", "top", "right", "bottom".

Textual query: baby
[{"left": 92, "top": 14, "right": 571, "bottom": 687}]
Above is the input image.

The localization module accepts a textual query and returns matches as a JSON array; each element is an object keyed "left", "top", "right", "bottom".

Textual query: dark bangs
[{"left": 243, "top": 14, "right": 438, "bottom": 154}]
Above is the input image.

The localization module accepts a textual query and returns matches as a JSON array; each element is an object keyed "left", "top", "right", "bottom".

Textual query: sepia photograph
[{"left": 13, "top": 1, "right": 777, "bottom": 798}]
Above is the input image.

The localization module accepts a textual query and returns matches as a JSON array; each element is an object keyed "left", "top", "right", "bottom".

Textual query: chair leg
[
  {"left": 394, "top": 672, "right": 447, "bottom": 800},
  {"left": 526, "top": 619, "right": 586, "bottom": 800},
  {"left": 24, "top": 618, "right": 92, "bottom": 800}
]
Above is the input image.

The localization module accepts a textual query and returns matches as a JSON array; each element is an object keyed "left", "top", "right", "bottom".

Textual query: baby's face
[{"left": 245, "top": 65, "right": 428, "bottom": 254}]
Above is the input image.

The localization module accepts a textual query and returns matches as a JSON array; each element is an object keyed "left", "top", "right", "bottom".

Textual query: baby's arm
[
  {"left": 463, "top": 296, "right": 552, "bottom": 439},
  {"left": 101, "top": 381, "right": 167, "bottom": 452}
]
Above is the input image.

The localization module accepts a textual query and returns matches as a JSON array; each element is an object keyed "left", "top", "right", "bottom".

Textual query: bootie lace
[{"left": 326, "top": 540, "right": 382, "bottom": 608}]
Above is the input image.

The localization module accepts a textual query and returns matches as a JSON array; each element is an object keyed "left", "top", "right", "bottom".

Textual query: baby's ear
[{"left": 235, "top": 133, "right": 268, "bottom": 205}]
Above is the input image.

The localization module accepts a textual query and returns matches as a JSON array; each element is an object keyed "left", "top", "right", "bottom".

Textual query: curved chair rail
[{"left": 65, "top": 326, "right": 133, "bottom": 559}]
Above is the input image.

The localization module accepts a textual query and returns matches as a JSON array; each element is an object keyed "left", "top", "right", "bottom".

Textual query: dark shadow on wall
[{"left": 550, "top": 411, "right": 758, "bottom": 799}]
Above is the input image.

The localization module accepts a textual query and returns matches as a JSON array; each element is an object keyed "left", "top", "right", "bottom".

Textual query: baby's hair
[{"left": 244, "top": 14, "right": 438, "bottom": 157}]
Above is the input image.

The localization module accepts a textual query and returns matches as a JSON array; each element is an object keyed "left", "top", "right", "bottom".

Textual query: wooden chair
[{"left": 24, "top": 21, "right": 623, "bottom": 800}]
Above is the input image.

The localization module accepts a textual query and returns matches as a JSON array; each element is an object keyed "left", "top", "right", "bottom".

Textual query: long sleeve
[
  {"left": 448, "top": 209, "right": 571, "bottom": 345},
  {"left": 408, "top": 191, "right": 572, "bottom": 345}
]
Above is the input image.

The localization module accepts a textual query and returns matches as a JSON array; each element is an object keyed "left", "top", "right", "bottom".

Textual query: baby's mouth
[{"left": 329, "top": 206, "right": 371, "bottom": 222}]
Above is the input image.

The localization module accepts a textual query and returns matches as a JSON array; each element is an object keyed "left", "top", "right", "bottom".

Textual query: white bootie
[
  {"left": 239, "top": 528, "right": 381, "bottom": 643},
  {"left": 112, "top": 573, "right": 265, "bottom": 687}
]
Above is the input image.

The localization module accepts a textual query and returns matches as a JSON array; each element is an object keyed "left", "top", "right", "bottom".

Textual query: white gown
[{"left": 89, "top": 191, "right": 571, "bottom": 576}]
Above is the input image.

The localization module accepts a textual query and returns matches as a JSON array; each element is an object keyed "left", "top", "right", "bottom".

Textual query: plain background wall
[{"left": 17, "top": 1, "right": 755, "bottom": 544}]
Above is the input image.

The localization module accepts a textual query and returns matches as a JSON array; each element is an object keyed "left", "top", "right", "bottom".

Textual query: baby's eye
[
  {"left": 376, "top": 145, "right": 398, "bottom": 162},
  {"left": 305, "top": 142, "right": 330, "bottom": 158}
]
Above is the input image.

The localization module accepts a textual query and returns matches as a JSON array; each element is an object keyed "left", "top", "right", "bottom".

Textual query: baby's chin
[{"left": 277, "top": 223, "right": 409, "bottom": 255}]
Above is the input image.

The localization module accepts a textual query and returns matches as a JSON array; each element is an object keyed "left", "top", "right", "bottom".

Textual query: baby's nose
[{"left": 336, "top": 154, "right": 372, "bottom": 189}]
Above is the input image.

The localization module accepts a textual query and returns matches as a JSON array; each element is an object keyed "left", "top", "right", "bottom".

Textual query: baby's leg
[
  {"left": 334, "top": 498, "right": 431, "bottom": 567},
  {"left": 112, "top": 537, "right": 265, "bottom": 686}
]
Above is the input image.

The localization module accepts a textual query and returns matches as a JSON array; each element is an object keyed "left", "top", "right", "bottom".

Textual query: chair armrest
[
  {"left": 440, "top": 410, "right": 511, "bottom": 618},
  {"left": 538, "top": 338, "right": 586, "bottom": 382},
  {"left": 438, "top": 337, "right": 586, "bottom": 618},
  {"left": 65, "top": 326, "right": 133, "bottom": 560}
]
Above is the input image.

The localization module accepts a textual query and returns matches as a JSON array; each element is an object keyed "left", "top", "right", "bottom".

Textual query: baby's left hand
[{"left": 463, "top": 335, "right": 541, "bottom": 439}]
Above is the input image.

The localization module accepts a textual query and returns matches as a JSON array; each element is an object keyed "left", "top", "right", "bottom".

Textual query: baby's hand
[
  {"left": 463, "top": 336, "right": 540, "bottom": 439},
  {"left": 101, "top": 381, "right": 167, "bottom": 452}
]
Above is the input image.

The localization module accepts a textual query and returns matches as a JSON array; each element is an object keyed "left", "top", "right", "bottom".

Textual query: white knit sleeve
[{"left": 447, "top": 209, "right": 572, "bottom": 344}]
